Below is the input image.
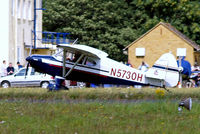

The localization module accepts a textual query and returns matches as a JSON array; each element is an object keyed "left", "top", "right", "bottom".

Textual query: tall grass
[
  {"left": 0, "top": 101, "right": 199, "bottom": 134},
  {"left": 0, "top": 88, "right": 199, "bottom": 133},
  {"left": 0, "top": 87, "right": 199, "bottom": 100}
]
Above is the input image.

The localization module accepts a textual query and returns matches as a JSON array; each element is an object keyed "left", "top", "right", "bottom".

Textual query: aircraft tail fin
[{"left": 146, "top": 53, "right": 179, "bottom": 87}]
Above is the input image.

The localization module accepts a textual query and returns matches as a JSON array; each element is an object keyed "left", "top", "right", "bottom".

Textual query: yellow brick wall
[
  {"left": 128, "top": 25, "right": 195, "bottom": 68},
  {"left": 32, "top": 49, "right": 54, "bottom": 55},
  {"left": 194, "top": 52, "right": 200, "bottom": 65}
]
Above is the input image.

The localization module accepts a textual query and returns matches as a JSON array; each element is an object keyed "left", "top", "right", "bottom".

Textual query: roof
[
  {"left": 124, "top": 22, "right": 200, "bottom": 51},
  {"left": 57, "top": 44, "right": 108, "bottom": 58}
]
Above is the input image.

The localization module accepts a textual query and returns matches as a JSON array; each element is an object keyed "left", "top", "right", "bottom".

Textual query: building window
[
  {"left": 39, "top": 0, "right": 42, "bottom": 8},
  {"left": 17, "top": 0, "right": 21, "bottom": 18},
  {"left": 23, "top": 0, "right": 26, "bottom": 19},
  {"left": 135, "top": 48, "right": 145, "bottom": 56},
  {"left": 177, "top": 48, "right": 186, "bottom": 57},
  {"left": 17, "top": 47, "right": 21, "bottom": 62},
  {"left": 28, "top": 1, "right": 32, "bottom": 20},
  {"left": 11, "top": 0, "right": 15, "bottom": 16}
]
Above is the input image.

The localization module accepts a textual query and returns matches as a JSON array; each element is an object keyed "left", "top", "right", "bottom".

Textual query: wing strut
[
  {"left": 62, "top": 53, "right": 84, "bottom": 78},
  {"left": 62, "top": 48, "right": 67, "bottom": 77}
]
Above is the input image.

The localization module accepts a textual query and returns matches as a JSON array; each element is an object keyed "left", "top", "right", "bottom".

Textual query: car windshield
[{"left": 15, "top": 69, "right": 26, "bottom": 76}]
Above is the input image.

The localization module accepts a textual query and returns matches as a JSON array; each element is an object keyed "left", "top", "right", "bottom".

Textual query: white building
[{"left": 0, "top": 0, "right": 43, "bottom": 66}]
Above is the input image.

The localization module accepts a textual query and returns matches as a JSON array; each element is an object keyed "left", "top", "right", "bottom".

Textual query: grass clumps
[
  {"left": 0, "top": 87, "right": 199, "bottom": 101},
  {"left": 0, "top": 101, "right": 200, "bottom": 134}
]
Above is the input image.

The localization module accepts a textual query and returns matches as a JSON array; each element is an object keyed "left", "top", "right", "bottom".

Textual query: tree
[{"left": 43, "top": 0, "right": 200, "bottom": 61}]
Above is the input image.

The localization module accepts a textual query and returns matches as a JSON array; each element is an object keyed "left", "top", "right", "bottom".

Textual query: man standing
[
  {"left": 1, "top": 60, "right": 7, "bottom": 77},
  {"left": 7, "top": 63, "right": 14, "bottom": 75},
  {"left": 16, "top": 61, "right": 23, "bottom": 71},
  {"left": 138, "top": 61, "right": 149, "bottom": 72}
]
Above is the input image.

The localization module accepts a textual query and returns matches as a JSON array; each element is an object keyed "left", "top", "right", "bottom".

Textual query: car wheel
[
  {"left": 41, "top": 81, "right": 49, "bottom": 88},
  {"left": 1, "top": 81, "right": 10, "bottom": 88}
]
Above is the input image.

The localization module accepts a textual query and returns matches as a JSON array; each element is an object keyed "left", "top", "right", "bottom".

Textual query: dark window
[
  {"left": 85, "top": 57, "right": 96, "bottom": 66},
  {"left": 15, "top": 69, "right": 26, "bottom": 76}
]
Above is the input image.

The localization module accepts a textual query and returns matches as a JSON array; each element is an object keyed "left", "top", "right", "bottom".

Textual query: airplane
[{"left": 26, "top": 44, "right": 180, "bottom": 90}]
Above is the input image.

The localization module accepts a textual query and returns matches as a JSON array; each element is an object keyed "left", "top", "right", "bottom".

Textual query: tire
[
  {"left": 1, "top": 81, "right": 10, "bottom": 88},
  {"left": 77, "top": 82, "right": 86, "bottom": 88},
  {"left": 41, "top": 81, "right": 49, "bottom": 88}
]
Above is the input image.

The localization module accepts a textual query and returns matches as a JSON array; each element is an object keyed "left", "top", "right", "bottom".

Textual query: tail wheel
[
  {"left": 41, "top": 81, "right": 49, "bottom": 88},
  {"left": 1, "top": 81, "right": 10, "bottom": 88}
]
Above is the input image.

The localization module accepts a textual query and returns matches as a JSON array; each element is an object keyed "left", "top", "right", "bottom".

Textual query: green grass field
[{"left": 0, "top": 87, "right": 199, "bottom": 134}]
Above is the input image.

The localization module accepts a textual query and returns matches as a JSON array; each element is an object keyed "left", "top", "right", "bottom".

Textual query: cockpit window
[
  {"left": 53, "top": 50, "right": 63, "bottom": 61},
  {"left": 53, "top": 50, "right": 84, "bottom": 64},
  {"left": 85, "top": 57, "right": 96, "bottom": 66}
]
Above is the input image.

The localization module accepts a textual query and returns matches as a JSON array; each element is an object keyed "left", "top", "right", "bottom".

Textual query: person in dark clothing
[
  {"left": 17, "top": 61, "right": 23, "bottom": 70},
  {"left": 7, "top": 63, "right": 14, "bottom": 75},
  {"left": 177, "top": 57, "right": 191, "bottom": 76}
]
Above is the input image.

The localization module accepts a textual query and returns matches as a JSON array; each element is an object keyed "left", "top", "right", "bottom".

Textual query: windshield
[
  {"left": 53, "top": 50, "right": 84, "bottom": 64},
  {"left": 15, "top": 69, "right": 26, "bottom": 76},
  {"left": 53, "top": 50, "right": 63, "bottom": 61}
]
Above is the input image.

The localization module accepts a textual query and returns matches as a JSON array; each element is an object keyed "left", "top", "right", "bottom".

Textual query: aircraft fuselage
[{"left": 26, "top": 54, "right": 147, "bottom": 86}]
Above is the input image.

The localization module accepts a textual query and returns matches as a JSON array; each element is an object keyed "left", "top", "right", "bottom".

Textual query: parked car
[{"left": 0, "top": 67, "right": 54, "bottom": 88}]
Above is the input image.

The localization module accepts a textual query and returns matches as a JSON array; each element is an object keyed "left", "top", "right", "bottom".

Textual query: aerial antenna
[{"left": 71, "top": 38, "right": 78, "bottom": 45}]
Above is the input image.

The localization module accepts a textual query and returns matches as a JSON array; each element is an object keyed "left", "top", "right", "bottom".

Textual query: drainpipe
[{"left": 33, "top": 0, "right": 36, "bottom": 49}]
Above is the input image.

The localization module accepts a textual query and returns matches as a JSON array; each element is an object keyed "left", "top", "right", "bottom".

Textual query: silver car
[{"left": 0, "top": 67, "right": 54, "bottom": 88}]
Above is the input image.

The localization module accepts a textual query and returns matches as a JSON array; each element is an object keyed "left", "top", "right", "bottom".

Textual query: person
[
  {"left": 135, "top": 61, "right": 149, "bottom": 88},
  {"left": 177, "top": 56, "right": 191, "bottom": 79},
  {"left": 189, "top": 62, "right": 200, "bottom": 87},
  {"left": 48, "top": 76, "right": 68, "bottom": 91},
  {"left": 7, "top": 63, "right": 15, "bottom": 75},
  {"left": 72, "top": 53, "right": 81, "bottom": 62},
  {"left": 0, "top": 60, "right": 7, "bottom": 77},
  {"left": 126, "top": 61, "right": 133, "bottom": 67},
  {"left": 191, "top": 62, "right": 200, "bottom": 71},
  {"left": 138, "top": 61, "right": 149, "bottom": 72},
  {"left": 16, "top": 61, "right": 23, "bottom": 71}
]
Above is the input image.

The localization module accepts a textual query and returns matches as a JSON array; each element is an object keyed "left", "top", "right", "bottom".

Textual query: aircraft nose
[{"left": 26, "top": 56, "right": 33, "bottom": 62}]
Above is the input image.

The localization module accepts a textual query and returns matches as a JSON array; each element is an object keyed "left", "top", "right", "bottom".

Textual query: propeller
[
  {"left": 25, "top": 37, "right": 33, "bottom": 78},
  {"left": 25, "top": 62, "right": 29, "bottom": 78}
]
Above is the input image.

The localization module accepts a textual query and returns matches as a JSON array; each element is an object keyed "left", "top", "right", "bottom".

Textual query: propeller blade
[{"left": 25, "top": 63, "right": 29, "bottom": 79}]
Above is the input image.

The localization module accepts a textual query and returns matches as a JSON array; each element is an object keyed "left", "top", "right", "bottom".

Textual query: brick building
[{"left": 124, "top": 22, "right": 200, "bottom": 68}]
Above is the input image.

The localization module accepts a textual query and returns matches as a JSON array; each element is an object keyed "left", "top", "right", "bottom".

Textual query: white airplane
[{"left": 26, "top": 44, "right": 179, "bottom": 89}]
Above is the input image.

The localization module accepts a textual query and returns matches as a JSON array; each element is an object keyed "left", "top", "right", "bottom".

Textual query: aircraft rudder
[{"left": 146, "top": 53, "right": 179, "bottom": 87}]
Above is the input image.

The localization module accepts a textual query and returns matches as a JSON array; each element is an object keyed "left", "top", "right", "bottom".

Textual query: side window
[
  {"left": 85, "top": 57, "right": 96, "bottom": 66},
  {"left": 31, "top": 68, "right": 35, "bottom": 75},
  {"left": 66, "top": 52, "right": 84, "bottom": 64},
  {"left": 66, "top": 52, "right": 74, "bottom": 62},
  {"left": 15, "top": 69, "right": 26, "bottom": 76},
  {"left": 30, "top": 68, "right": 41, "bottom": 75},
  {"left": 34, "top": 72, "right": 41, "bottom": 75}
]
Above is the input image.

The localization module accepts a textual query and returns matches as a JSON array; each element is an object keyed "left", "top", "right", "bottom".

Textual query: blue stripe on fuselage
[{"left": 27, "top": 57, "right": 145, "bottom": 86}]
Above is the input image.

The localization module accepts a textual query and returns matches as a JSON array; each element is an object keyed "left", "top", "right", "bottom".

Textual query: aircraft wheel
[
  {"left": 1, "top": 81, "right": 10, "bottom": 88},
  {"left": 41, "top": 81, "right": 49, "bottom": 88}
]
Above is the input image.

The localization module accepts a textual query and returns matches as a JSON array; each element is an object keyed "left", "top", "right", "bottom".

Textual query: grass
[
  {"left": 0, "top": 101, "right": 199, "bottom": 134},
  {"left": 0, "top": 87, "right": 199, "bottom": 133},
  {"left": 0, "top": 87, "right": 200, "bottom": 100}
]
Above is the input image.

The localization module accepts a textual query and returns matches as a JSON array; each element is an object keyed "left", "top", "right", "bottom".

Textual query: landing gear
[{"left": 47, "top": 76, "right": 69, "bottom": 91}]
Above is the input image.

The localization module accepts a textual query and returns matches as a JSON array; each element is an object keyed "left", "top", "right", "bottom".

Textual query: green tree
[{"left": 43, "top": 0, "right": 200, "bottom": 61}]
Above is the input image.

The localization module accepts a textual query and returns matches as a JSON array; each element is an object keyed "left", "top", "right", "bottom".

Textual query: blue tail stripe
[{"left": 153, "top": 65, "right": 179, "bottom": 72}]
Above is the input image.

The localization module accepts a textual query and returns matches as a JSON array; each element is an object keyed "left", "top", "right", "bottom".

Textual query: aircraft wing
[{"left": 57, "top": 44, "right": 108, "bottom": 58}]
